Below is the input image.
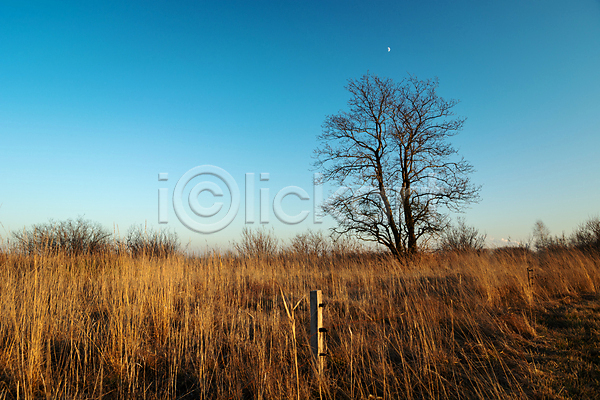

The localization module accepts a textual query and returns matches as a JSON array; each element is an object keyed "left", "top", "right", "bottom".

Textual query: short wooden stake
[
  {"left": 310, "top": 290, "right": 326, "bottom": 373},
  {"left": 527, "top": 267, "right": 534, "bottom": 287}
]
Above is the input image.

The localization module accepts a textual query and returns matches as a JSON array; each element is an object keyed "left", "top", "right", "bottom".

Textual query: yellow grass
[{"left": 0, "top": 247, "right": 598, "bottom": 399}]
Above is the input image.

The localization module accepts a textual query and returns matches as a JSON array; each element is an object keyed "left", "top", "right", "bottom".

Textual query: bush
[
  {"left": 123, "top": 225, "right": 180, "bottom": 258},
  {"left": 329, "top": 234, "right": 369, "bottom": 258},
  {"left": 234, "top": 227, "right": 279, "bottom": 259},
  {"left": 572, "top": 216, "right": 600, "bottom": 252},
  {"left": 439, "top": 218, "right": 486, "bottom": 252},
  {"left": 288, "top": 230, "right": 330, "bottom": 256},
  {"left": 12, "top": 217, "right": 111, "bottom": 256}
]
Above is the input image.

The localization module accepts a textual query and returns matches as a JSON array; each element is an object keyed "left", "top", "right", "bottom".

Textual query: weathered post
[
  {"left": 527, "top": 267, "right": 534, "bottom": 288},
  {"left": 310, "top": 290, "right": 326, "bottom": 374}
]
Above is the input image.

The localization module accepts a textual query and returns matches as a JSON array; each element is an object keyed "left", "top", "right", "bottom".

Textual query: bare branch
[{"left": 314, "top": 73, "right": 480, "bottom": 258}]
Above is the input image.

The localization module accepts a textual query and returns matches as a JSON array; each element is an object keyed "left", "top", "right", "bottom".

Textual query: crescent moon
[{"left": 388, "top": 47, "right": 391, "bottom": 52}]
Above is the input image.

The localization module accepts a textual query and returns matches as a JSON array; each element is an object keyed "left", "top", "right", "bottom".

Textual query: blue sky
[{"left": 1, "top": 0, "right": 599, "bottom": 250}]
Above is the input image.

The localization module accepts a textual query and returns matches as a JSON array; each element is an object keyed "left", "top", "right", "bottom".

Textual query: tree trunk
[{"left": 402, "top": 185, "right": 417, "bottom": 253}]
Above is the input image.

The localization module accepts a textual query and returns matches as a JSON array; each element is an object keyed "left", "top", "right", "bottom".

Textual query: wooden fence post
[
  {"left": 527, "top": 267, "right": 534, "bottom": 288},
  {"left": 310, "top": 290, "right": 326, "bottom": 373}
]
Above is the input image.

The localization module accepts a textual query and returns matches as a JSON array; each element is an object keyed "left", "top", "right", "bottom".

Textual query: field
[{"left": 0, "top": 246, "right": 599, "bottom": 399}]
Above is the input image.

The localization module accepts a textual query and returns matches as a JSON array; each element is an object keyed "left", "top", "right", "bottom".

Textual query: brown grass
[{"left": 0, "top": 247, "right": 599, "bottom": 399}]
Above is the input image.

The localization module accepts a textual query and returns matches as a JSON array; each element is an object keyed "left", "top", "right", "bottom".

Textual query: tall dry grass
[{"left": 0, "top": 245, "right": 598, "bottom": 399}]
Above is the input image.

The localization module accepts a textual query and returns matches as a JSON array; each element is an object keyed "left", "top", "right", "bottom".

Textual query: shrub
[
  {"left": 234, "top": 227, "right": 279, "bottom": 259},
  {"left": 123, "top": 224, "right": 180, "bottom": 258},
  {"left": 12, "top": 217, "right": 111, "bottom": 256},
  {"left": 572, "top": 216, "right": 600, "bottom": 252},
  {"left": 439, "top": 218, "right": 486, "bottom": 252},
  {"left": 288, "top": 230, "right": 330, "bottom": 256}
]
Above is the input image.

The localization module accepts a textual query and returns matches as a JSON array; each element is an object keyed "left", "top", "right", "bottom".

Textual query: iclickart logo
[{"left": 157, "top": 165, "right": 325, "bottom": 234}]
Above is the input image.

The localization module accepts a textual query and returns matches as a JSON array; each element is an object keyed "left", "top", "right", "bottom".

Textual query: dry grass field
[{"left": 0, "top": 243, "right": 599, "bottom": 399}]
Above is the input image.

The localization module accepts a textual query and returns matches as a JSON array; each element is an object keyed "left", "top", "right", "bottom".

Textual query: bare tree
[
  {"left": 314, "top": 73, "right": 480, "bottom": 258},
  {"left": 532, "top": 220, "right": 552, "bottom": 251}
]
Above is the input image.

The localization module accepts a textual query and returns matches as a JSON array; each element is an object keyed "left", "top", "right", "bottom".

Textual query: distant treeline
[{"left": 3, "top": 215, "right": 599, "bottom": 259}]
